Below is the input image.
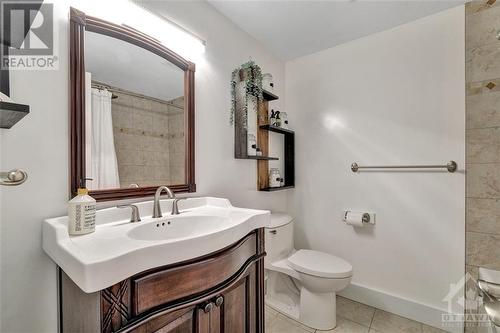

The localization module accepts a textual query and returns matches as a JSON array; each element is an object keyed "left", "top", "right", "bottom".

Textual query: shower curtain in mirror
[{"left": 90, "top": 88, "right": 120, "bottom": 189}]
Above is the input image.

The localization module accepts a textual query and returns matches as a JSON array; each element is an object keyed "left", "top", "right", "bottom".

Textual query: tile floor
[{"left": 265, "top": 296, "right": 448, "bottom": 333}]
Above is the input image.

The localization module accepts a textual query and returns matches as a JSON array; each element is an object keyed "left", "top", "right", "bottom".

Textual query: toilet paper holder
[{"left": 343, "top": 211, "right": 376, "bottom": 225}]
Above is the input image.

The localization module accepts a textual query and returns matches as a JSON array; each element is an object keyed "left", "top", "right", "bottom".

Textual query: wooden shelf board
[
  {"left": 262, "top": 90, "right": 278, "bottom": 101},
  {"left": 259, "top": 185, "right": 295, "bottom": 192},
  {"left": 259, "top": 125, "right": 294, "bottom": 135}
]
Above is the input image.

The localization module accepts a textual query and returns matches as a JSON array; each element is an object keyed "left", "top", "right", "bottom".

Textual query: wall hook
[{"left": 0, "top": 169, "right": 28, "bottom": 186}]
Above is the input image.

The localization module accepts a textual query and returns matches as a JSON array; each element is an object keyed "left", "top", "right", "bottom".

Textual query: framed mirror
[{"left": 69, "top": 8, "right": 195, "bottom": 201}]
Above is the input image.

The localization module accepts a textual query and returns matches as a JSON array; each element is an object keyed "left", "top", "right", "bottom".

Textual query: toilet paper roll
[{"left": 343, "top": 211, "right": 369, "bottom": 227}]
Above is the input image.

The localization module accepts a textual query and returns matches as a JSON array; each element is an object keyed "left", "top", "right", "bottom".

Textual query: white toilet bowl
[{"left": 265, "top": 214, "right": 353, "bottom": 331}]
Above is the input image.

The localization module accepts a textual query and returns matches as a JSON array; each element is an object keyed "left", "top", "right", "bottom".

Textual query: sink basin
[
  {"left": 42, "top": 197, "right": 270, "bottom": 293},
  {"left": 127, "top": 215, "right": 230, "bottom": 241}
]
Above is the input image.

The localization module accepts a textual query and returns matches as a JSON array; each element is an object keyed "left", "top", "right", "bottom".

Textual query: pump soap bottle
[{"left": 68, "top": 178, "right": 96, "bottom": 235}]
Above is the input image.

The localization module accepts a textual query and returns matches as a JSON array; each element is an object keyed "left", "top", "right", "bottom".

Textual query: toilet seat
[{"left": 287, "top": 249, "right": 353, "bottom": 279}]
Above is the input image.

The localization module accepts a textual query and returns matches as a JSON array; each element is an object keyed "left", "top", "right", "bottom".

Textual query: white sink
[
  {"left": 42, "top": 197, "right": 270, "bottom": 293},
  {"left": 127, "top": 215, "right": 229, "bottom": 241}
]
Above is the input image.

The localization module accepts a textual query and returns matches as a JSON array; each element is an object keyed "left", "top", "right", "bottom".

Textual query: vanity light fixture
[
  {"left": 70, "top": 0, "right": 206, "bottom": 60},
  {"left": 127, "top": 2, "right": 206, "bottom": 59}
]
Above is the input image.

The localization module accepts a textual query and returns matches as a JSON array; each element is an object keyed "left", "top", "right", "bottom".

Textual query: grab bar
[
  {"left": 351, "top": 161, "right": 457, "bottom": 173},
  {"left": 0, "top": 169, "right": 28, "bottom": 186}
]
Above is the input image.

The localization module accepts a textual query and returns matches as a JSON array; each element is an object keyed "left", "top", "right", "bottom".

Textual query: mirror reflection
[{"left": 84, "top": 31, "right": 185, "bottom": 190}]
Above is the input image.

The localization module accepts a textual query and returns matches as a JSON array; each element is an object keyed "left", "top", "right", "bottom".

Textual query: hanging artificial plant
[{"left": 230, "top": 60, "right": 264, "bottom": 127}]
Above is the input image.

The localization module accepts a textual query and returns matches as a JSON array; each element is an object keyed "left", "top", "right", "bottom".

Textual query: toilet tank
[{"left": 265, "top": 213, "right": 295, "bottom": 264}]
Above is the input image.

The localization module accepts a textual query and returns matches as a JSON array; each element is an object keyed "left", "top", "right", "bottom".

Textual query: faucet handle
[
  {"left": 171, "top": 198, "right": 187, "bottom": 215},
  {"left": 118, "top": 204, "right": 141, "bottom": 222}
]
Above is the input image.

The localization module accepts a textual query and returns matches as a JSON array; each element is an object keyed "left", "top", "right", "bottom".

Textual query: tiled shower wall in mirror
[
  {"left": 111, "top": 89, "right": 185, "bottom": 188},
  {"left": 466, "top": 1, "right": 500, "bottom": 332}
]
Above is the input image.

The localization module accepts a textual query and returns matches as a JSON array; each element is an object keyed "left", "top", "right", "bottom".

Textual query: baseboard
[{"left": 339, "top": 283, "right": 462, "bottom": 333}]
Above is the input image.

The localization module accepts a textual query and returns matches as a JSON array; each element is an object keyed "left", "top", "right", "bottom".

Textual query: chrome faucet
[{"left": 153, "top": 186, "right": 175, "bottom": 218}]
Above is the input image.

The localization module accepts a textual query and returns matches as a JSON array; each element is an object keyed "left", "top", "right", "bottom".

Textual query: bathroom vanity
[
  {"left": 60, "top": 230, "right": 264, "bottom": 333},
  {"left": 43, "top": 197, "right": 269, "bottom": 333}
]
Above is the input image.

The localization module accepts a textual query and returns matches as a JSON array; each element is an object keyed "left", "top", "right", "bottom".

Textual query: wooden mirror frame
[{"left": 70, "top": 8, "right": 196, "bottom": 201}]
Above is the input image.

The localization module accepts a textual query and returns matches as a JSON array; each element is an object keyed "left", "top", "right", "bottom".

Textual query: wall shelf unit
[{"left": 234, "top": 83, "right": 295, "bottom": 191}]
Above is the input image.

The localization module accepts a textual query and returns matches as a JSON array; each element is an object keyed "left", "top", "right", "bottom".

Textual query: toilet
[{"left": 265, "top": 213, "right": 353, "bottom": 331}]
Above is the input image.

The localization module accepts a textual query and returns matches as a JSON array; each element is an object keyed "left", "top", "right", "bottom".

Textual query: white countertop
[{"left": 42, "top": 197, "right": 270, "bottom": 293}]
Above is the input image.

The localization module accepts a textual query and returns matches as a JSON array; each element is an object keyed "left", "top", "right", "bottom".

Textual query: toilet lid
[
  {"left": 287, "top": 250, "right": 353, "bottom": 279},
  {"left": 268, "top": 213, "right": 294, "bottom": 228}
]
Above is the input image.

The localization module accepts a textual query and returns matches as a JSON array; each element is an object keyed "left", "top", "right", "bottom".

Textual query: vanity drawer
[{"left": 132, "top": 232, "right": 258, "bottom": 315}]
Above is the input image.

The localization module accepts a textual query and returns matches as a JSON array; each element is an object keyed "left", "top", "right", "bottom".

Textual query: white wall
[
  {"left": 0, "top": 1, "right": 287, "bottom": 332},
  {"left": 285, "top": 6, "right": 465, "bottom": 328},
  {"left": 0, "top": 3, "right": 69, "bottom": 332},
  {"left": 139, "top": 0, "right": 286, "bottom": 208}
]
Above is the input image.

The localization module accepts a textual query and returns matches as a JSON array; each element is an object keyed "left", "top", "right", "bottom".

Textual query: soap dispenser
[{"left": 68, "top": 178, "right": 96, "bottom": 235}]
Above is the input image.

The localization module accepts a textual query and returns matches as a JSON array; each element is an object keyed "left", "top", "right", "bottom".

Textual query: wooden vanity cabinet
[{"left": 60, "top": 229, "right": 265, "bottom": 333}]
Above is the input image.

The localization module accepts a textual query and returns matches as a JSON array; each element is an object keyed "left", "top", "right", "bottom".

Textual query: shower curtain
[{"left": 90, "top": 88, "right": 120, "bottom": 189}]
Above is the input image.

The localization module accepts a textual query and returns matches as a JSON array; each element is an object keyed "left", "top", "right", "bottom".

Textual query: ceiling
[
  {"left": 85, "top": 30, "right": 184, "bottom": 101},
  {"left": 208, "top": 0, "right": 463, "bottom": 61}
]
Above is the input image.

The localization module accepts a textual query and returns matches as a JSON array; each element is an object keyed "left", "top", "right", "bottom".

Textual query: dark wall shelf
[
  {"left": 0, "top": 101, "right": 29, "bottom": 129},
  {"left": 236, "top": 155, "right": 279, "bottom": 161},
  {"left": 259, "top": 125, "right": 294, "bottom": 135},
  {"left": 257, "top": 124, "right": 294, "bottom": 191},
  {"left": 260, "top": 185, "right": 295, "bottom": 192},
  {"left": 262, "top": 89, "right": 278, "bottom": 101}
]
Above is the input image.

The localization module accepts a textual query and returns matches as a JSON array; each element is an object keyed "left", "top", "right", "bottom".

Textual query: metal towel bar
[{"left": 351, "top": 161, "right": 457, "bottom": 173}]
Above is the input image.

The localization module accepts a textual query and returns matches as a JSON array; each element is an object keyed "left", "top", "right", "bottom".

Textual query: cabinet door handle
[
  {"left": 269, "top": 230, "right": 277, "bottom": 235},
  {"left": 203, "top": 302, "right": 213, "bottom": 313},
  {"left": 215, "top": 296, "right": 224, "bottom": 307}
]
